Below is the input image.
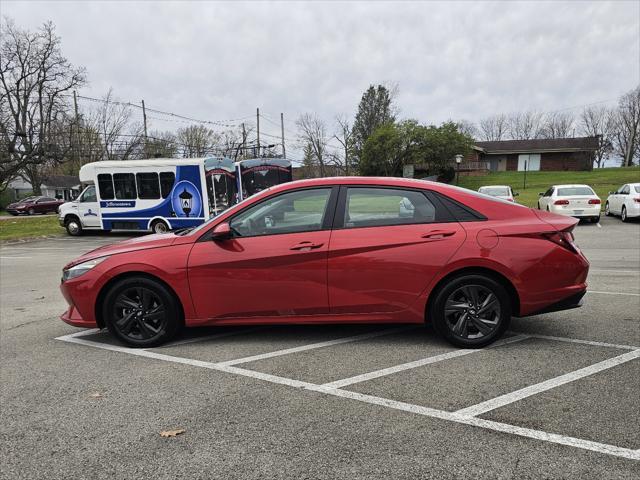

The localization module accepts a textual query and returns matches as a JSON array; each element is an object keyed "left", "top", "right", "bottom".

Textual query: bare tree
[
  {"left": 177, "top": 124, "right": 219, "bottom": 158},
  {"left": 507, "top": 111, "right": 543, "bottom": 139},
  {"left": 478, "top": 114, "right": 508, "bottom": 141},
  {"left": 0, "top": 18, "right": 86, "bottom": 192},
  {"left": 95, "top": 89, "right": 143, "bottom": 160},
  {"left": 144, "top": 130, "right": 177, "bottom": 158},
  {"left": 296, "top": 113, "right": 328, "bottom": 177},
  {"left": 539, "top": 111, "right": 575, "bottom": 139},
  {"left": 611, "top": 85, "right": 640, "bottom": 167},
  {"left": 580, "top": 106, "right": 615, "bottom": 168},
  {"left": 332, "top": 114, "right": 354, "bottom": 175},
  {"left": 455, "top": 119, "right": 478, "bottom": 139}
]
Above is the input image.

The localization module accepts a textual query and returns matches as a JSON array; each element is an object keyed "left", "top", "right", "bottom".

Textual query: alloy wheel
[
  {"left": 444, "top": 284, "right": 501, "bottom": 340},
  {"left": 112, "top": 287, "right": 167, "bottom": 341}
]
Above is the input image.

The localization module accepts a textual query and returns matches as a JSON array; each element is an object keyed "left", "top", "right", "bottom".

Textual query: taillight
[
  {"left": 588, "top": 199, "right": 601, "bottom": 205},
  {"left": 554, "top": 199, "right": 569, "bottom": 205},
  {"left": 542, "top": 230, "right": 580, "bottom": 254},
  {"left": 634, "top": 198, "right": 640, "bottom": 203}
]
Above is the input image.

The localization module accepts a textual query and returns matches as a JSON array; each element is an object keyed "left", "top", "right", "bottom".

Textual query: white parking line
[
  {"left": 587, "top": 290, "right": 640, "bottom": 296},
  {"left": 215, "top": 326, "right": 417, "bottom": 366},
  {"left": 590, "top": 269, "right": 640, "bottom": 274},
  {"left": 152, "top": 327, "right": 268, "bottom": 348},
  {"left": 322, "top": 334, "right": 530, "bottom": 389},
  {"left": 455, "top": 349, "right": 640, "bottom": 417},
  {"left": 54, "top": 333, "right": 640, "bottom": 461},
  {"left": 509, "top": 332, "right": 640, "bottom": 351}
]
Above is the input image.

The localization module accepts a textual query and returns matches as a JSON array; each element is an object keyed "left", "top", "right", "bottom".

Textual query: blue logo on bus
[{"left": 171, "top": 180, "right": 202, "bottom": 218}]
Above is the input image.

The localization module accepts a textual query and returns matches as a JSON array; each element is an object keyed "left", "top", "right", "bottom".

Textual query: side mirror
[
  {"left": 538, "top": 192, "right": 544, "bottom": 196},
  {"left": 608, "top": 191, "right": 614, "bottom": 195},
  {"left": 211, "top": 222, "right": 232, "bottom": 241},
  {"left": 513, "top": 192, "right": 519, "bottom": 197}
]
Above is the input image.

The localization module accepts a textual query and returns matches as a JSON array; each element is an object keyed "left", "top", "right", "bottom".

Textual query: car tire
[
  {"left": 65, "top": 217, "right": 83, "bottom": 236},
  {"left": 429, "top": 274, "right": 511, "bottom": 348},
  {"left": 604, "top": 202, "right": 611, "bottom": 216},
  {"left": 103, "top": 276, "right": 182, "bottom": 348},
  {"left": 621, "top": 206, "right": 628, "bottom": 223},
  {"left": 590, "top": 216, "right": 600, "bottom": 223},
  {"left": 150, "top": 219, "right": 170, "bottom": 234},
  {"left": 28, "top": 208, "right": 35, "bottom": 215}
]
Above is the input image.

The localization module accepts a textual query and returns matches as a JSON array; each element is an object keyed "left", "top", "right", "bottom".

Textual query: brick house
[{"left": 467, "top": 136, "right": 599, "bottom": 173}]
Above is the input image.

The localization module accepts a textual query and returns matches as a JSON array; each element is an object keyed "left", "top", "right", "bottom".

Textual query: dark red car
[
  {"left": 6, "top": 196, "right": 65, "bottom": 215},
  {"left": 60, "top": 177, "right": 589, "bottom": 348}
]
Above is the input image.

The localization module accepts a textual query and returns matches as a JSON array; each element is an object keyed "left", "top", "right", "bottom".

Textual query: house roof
[
  {"left": 475, "top": 136, "right": 599, "bottom": 154},
  {"left": 41, "top": 175, "right": 81, "bottom": 188}
]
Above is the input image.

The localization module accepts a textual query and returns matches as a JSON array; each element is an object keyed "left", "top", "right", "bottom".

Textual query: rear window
[
  {"left": 634, "top": 186, "right": 640, "bottom": 194},
  {"left": 557, "top": 187, "right": 595, "bottom": 196},
  {"left": 479, "top": 187, "right": 510, "bottom": 196}
]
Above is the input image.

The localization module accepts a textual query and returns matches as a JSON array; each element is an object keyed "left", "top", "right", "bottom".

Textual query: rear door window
[
  {"left": 342, "top": 188, "right": 436, "bottom": 228},
  {"left": 160, "top": 172, "right": 175, "bottom": 198}
]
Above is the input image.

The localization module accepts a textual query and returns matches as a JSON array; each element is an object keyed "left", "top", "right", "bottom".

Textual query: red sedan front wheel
[{"left": 103, "top": 277, "right": 182, "bottom": 347}]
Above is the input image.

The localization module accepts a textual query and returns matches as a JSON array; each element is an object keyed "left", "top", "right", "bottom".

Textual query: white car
[
  {"left": 478, "top": 185, "right": 518, "bottom": 202},
  {"left": 537, "top": 184, "right": 601, "bottom": 223},
  {"left": 605, "top": 183, "right": 640, "bottom": 222}
]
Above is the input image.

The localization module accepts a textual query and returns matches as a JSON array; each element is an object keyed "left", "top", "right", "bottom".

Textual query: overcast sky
[{"left": 3, "top": 0, "right": 639, "bottom": 161}]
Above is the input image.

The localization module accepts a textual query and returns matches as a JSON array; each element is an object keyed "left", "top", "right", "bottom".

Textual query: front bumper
[{"left": 60, "top": 305, "right": 96, "bottom": 328}]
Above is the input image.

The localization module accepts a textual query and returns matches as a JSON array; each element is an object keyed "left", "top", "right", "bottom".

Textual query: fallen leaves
[
  {"left": 160, "top": 429, "right": 186, "bottom": 438},
  {"left": 88, "top": 392, "right": 103, "bottom": 398}
]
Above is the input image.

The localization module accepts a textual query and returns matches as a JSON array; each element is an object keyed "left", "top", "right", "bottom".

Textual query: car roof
[
  {"left": 552, "top": 184, "right": 594, "bottom": 188},
  {"left": 479, "top": 185, "right": 510, "bottom": 189}
]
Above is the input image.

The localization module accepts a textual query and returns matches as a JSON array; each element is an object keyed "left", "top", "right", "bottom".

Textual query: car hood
[{"left": 66, "top": 233, "right": 178, "bottom": 268}]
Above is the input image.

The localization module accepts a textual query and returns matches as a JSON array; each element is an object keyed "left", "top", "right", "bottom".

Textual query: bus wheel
[
  {"left": 151, "top": 219, "right": 169, "bottom": 234},
  {"left": 65, "top": 217, "right": 83, "bottom": 236}
]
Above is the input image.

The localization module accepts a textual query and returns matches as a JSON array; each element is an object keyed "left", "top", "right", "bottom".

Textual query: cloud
[{"left": 3, "top": 0, "right": 639, "bottom": 160}]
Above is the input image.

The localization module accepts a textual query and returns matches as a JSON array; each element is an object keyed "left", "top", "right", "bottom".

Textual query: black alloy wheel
[
  {"left": 104, "top": 277, "right": 181, "bottom": 347},
  {"left": 431, "top": 275, "right": 511, "bottom": 348}
]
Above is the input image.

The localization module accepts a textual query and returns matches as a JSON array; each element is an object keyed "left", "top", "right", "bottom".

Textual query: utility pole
[
  {"left": 241, "top": 123, "right": 246, "bottom": 161},
  {"left": 141, "top": 100, "right": 149, "bottom": 152},
  {"left": 256, "top": 108, "right": 261, "bottom": 157},
  {"left": 280, "top": 113, "right": 286, "bottom": 158},
  {"left": 73, "top": 91, "right": 80, "bottom": 166}
]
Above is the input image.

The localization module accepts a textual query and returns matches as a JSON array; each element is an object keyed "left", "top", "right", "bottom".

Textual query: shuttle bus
[{"left": 58, "top": 157, "right": 292, "bottom": 236}]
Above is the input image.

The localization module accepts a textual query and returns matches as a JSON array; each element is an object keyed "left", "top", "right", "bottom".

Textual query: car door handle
[
  {"left": 421, "top": 230, "right": 456, "bottom": 239},
  {"left": 290, "top": 241, "right": 324, "bottom": 251}
]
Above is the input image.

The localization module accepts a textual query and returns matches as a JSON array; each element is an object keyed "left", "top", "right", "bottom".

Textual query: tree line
[{"left": 0, "top": 19, "right": 252, "bottom": 194}]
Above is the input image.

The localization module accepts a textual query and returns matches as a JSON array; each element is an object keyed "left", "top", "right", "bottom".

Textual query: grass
[
  {"left": 457, "top": 166, "right": 640, "bottom": 208},
  {"left": 0, "top": 214, "right": 63, "bottom": 242}
]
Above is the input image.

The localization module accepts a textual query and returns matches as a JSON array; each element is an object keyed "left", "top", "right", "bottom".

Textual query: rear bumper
[
  {"left": 522, "top": 289, "right": 586, "bottom": 317},
  {"left": 549, "top": 205, "right": 601, "bottom": 217}
]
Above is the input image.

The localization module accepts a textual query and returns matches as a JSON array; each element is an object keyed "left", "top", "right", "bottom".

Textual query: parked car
[
  {"left": 537, "top": 184, "right": 601, "bottom": 223},
  {"left": 60, "top": 177, "right": 589, "bottom": 349},
  {"left": 478, "top": 185, "right": 518, "bottom": 202},
  {"left": 5, "top": 196, "right": 65, "bottom": 215},
  {"left": 605, "top": 183, "right": 640, "bottom": 222}
]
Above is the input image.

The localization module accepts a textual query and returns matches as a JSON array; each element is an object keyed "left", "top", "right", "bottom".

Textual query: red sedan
[{"left": 60, "top": 177, "right": 589, "bottom": 348}]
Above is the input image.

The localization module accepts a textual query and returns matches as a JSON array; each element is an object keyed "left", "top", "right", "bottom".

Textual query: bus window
[
  {"left": 160, "top": 172, "right": 175, "bottom": 198},
  {"left": 136, "top": 173, "right": 160, "bottom": 199},
  {"left": 113, "top": 173, "right": 137, "bottom": 199},
  {"left": 97, "top": 174, "right": 114, "bottom": 200}
]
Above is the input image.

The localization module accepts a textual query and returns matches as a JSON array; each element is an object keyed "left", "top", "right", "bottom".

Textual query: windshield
[
  {"left": 557, "top": 187, "right": 595, "bottom": 196},
  {"left": 479, "top": 187, "right": 510, "bottom": 196},
  {"left": 183, "top": 189, "right": 264, "bottom": 236}
]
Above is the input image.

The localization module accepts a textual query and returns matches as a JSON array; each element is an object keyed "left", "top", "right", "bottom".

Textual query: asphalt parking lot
[{"left": 1, "top": 216, "right": 639, "bottom": 479}]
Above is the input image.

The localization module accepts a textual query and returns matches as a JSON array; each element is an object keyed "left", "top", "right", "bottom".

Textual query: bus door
[{"left": 77, "top": 185, "right": 101, "bottom": 228}]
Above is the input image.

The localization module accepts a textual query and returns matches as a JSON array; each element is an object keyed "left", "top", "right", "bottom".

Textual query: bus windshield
[{"left": 237, "top": 158, "right": 292, "bottom": 200}]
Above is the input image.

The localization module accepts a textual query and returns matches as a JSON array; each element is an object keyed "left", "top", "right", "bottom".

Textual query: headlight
[{"left": 62, "top": 257, "right": 109, "bottom": 281}]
